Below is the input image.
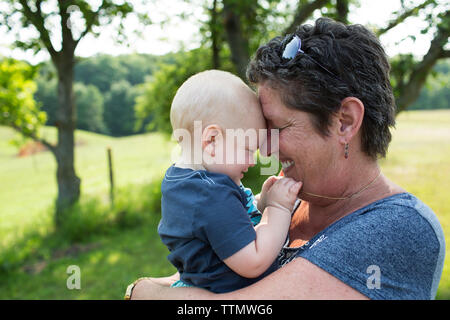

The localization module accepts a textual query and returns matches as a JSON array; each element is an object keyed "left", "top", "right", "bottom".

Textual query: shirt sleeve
[
  {"left": 295, "top": 204, "right": 443, "bottom": 300},
  {"left": 239, "top": 184, "right": 262, "bottom": 226},
  {"left": 193, "top": 183, "right": 256, "bottom": 261}
]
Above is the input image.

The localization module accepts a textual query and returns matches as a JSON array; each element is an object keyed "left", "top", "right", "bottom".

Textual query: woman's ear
[
  {"left": 201, "top": 124, "right": 222, "bottom": 157},
  {"left": 336, "top": 97, "right": 365, "bottom": 145}
]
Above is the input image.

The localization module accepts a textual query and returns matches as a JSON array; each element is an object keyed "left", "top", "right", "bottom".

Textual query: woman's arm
[
  {"left": 131, "top": 278, "right": 217, "bottom": 300},
  {"left": 149, "top": 272, "right": 180, "bottom": 286},
  {"left": 131, "top": 257, "right": 368, "bottom": 300}
]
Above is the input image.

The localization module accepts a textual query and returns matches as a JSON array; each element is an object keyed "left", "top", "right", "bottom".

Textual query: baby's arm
[{"left": 223, "top": 177, "right": 302, "bottom": 278}]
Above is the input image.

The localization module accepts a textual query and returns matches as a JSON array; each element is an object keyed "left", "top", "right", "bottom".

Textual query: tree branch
[
  {"left": 11, "top": 124, "right": 56, "bottom": 154},
  {"left": 377, "top": 0, "right": 435, "bottom": 36},
  {"left": 75, "top": 0, "right": 107, "bottom": 45},
  {"left": 335, "top": 0, "right": 349, "bottom": 24},
  {"left": 58, "top": 0, "right": 76, "bottom": 53},
  {"left": 284, "top": 0, "right": 330, "bottom": 35},
  {"left": 18, "top": 0, "right": 58, "bottom": 61},
  {"left": 395, "top": 14, "right": 450, "bottom": 113}
]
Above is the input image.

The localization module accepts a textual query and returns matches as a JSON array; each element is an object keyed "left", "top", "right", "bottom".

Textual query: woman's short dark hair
[{"left": 247, "top": 17, "right": 396, "bottom": 160}]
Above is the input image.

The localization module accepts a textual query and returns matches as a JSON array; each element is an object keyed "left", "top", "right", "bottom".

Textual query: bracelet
[{"left": 124, "top": 277, "right": 152, "bottom": 300}]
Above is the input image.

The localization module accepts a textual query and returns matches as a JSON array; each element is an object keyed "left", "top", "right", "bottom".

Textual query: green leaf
[{"left": 0, "top": 58, "right": 45, "bottom": 137}]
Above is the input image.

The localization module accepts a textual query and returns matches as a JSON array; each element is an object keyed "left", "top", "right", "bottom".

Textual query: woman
[{"left": 130, "top": 18, "right": 445, "bottom": 300}]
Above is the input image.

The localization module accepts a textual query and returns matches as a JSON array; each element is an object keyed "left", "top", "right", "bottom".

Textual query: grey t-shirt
[{"left": 277, "top": 193, "right": 446, "bottom": 299}]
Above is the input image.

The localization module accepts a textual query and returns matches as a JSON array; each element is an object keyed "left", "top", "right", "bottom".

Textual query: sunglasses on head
[{"left": 282, "top": 35, "right": 339, "bottom": 79}]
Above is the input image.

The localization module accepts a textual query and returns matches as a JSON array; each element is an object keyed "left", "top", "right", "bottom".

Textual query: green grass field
[
  {"left": 0, "top": 127, "right": 177, "bottom": 299},
  {"left": 0, "top": 109, "right": 449, "bottom": 299}
]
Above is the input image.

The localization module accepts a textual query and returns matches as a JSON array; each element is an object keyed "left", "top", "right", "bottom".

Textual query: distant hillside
[{"left": 34, "top": 52, "right": 176, "bottom": 137}]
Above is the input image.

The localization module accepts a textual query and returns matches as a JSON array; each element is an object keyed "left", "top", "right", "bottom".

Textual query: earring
[{"left": 344, "top": 143, "right": 349, "bottom": 159}]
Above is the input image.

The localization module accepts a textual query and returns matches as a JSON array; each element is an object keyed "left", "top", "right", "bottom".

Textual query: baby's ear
[{"left": 201, "top": 124, "right": 222, "bottom": 154}]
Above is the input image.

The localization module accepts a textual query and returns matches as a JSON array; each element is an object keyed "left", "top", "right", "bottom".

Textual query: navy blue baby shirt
[{"left": 158, "top": 164, "right": 277, "bottom": 293}]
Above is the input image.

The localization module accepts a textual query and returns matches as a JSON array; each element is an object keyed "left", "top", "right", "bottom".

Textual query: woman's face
[{"left": 258, "top": 83, "right": 339, "bottom": 195}]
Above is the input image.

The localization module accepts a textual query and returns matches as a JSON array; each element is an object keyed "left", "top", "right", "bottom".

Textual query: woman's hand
[
  {"left": 147, "top": 272, "right": 180, "bottom": 287},
  {"left": 130, "top": 278, "right": 160, "bottom": 300}
]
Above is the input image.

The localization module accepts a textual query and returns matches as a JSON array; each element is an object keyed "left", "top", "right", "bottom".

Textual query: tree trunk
[
  {"left": 222, "top": 0, "right": 250, "bottom": 81},
  {"left": 336, "top": 0, "right": 349, "bottom": 24},
  {"left": 210, "top": 0, "right": 221, "bottom": 69},
  {"left": 54, "top": 51, "right": 80, "bottom": 226}
]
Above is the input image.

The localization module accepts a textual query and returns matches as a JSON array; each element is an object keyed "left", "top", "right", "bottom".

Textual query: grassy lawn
[
  {"left": 0, "top": 127, "right": 177, "bottom": 299},
  {"left": 0, "top": 126, "right": 173, "bottom": 248},
  {"left": 0, "top": 223, "right": 176, "bottom": 299},
  {"left": 0, "top": 109, "right": 449, "bottom": 299}
]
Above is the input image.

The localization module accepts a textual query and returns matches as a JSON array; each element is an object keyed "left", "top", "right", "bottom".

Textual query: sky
[{"left": 0, "top": 0, "right": 447, "bottom": 65}]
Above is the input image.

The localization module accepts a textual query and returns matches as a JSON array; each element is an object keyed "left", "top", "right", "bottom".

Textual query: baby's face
[{"left": 207, "top": 95, "right": 267, "bottom": 186}]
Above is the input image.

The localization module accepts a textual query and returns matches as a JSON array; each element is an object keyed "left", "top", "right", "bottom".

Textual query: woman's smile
[{"left": 281, "top": 160, "right": 294, "bottom": 172}]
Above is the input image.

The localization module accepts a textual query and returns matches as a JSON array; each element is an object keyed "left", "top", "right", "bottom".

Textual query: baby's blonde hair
[{"left": 170, "top": 70, "right": 257, "bottom": 135}]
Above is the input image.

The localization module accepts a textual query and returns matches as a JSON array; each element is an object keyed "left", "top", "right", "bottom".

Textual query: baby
[{"left": 158, "top": 70, "right": 302, "bottom": 293}]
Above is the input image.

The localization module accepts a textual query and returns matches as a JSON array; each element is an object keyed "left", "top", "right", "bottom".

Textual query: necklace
[{"left": 302, "top": 171, "right": 382, "bottom": 200}]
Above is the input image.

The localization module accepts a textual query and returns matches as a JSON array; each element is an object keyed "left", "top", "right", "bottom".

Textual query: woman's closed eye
[{"left": 276, "top": 123, "right": 290, "bottom": 131}]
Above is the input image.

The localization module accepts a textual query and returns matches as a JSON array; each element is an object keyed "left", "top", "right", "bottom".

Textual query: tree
[
  {"left": 74, "top": 83, "right": 106, "bottom": 133},
  {"left": 104, "top": 80, "right": 140, "bottom": 136},
  {"left": 381, "top": 5, "right": 450, "bottom": 113},
  {"left": 409, "top": 60, "right": 450, "bottom": 110},
  {"left": 283, "top": 0, "right": 450, "bottom": 113},
  {"left": 35, "top": 79, "right": 107, "bottom": 134},
  {"left": 0, "top": 58, "right": 47, "bottom": 146},
  {"left": 75, "top": 55, "right": 128, "bottom": 93},
  {"left": 283, "top": 0, "right": 330, "bottom": 34},
  {"left": 35, "top": 75, "right": 58, "bottom": 126},
  {"left": 203, "top": 0, "right": 449, "bottom": 112},
  {"left": 135, "top": 47, "right": 228, "bottom": 135},
  {"left": 140, "top": 0, "right": 448, "bottom": 135},
  {"left": 199, "top": 0, "right": 358, "bottom": 82},
  {"left": 220, "top": 0, "right": 287, "bottom": 81},
  {"left": 0, "top": 0, "right": 140, "bottom": 226}
]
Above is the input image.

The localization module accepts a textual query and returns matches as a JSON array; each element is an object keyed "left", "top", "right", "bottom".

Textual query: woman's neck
[{"left": 296, "top": 162, "right": 404, "bottom": 239}]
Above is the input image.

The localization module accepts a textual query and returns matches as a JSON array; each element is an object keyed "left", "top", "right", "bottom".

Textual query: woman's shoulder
[
  {"left": 292, "top": 192, "right": 445, "bottom": 299},
  {"left": 338, "top": 192, "right": 444, "bottom": 246},
  {"left": 298, "top": 192, "right": 445, "bottom": 272},
  {"left": 356, "top": 192, "right": 444, "bottom": 240}
]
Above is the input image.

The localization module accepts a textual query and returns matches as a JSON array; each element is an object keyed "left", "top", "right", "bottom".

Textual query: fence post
[{"left": 107, "top": 147, "right": 114, "bottom": 207}]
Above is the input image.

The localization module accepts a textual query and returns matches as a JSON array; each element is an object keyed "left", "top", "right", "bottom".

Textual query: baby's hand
[
  {"left": 264, "top": 177, "right": 302, "bottom": 213},
  {"left": 257, "top": 176, "right": 277, "bottom": 212}
]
